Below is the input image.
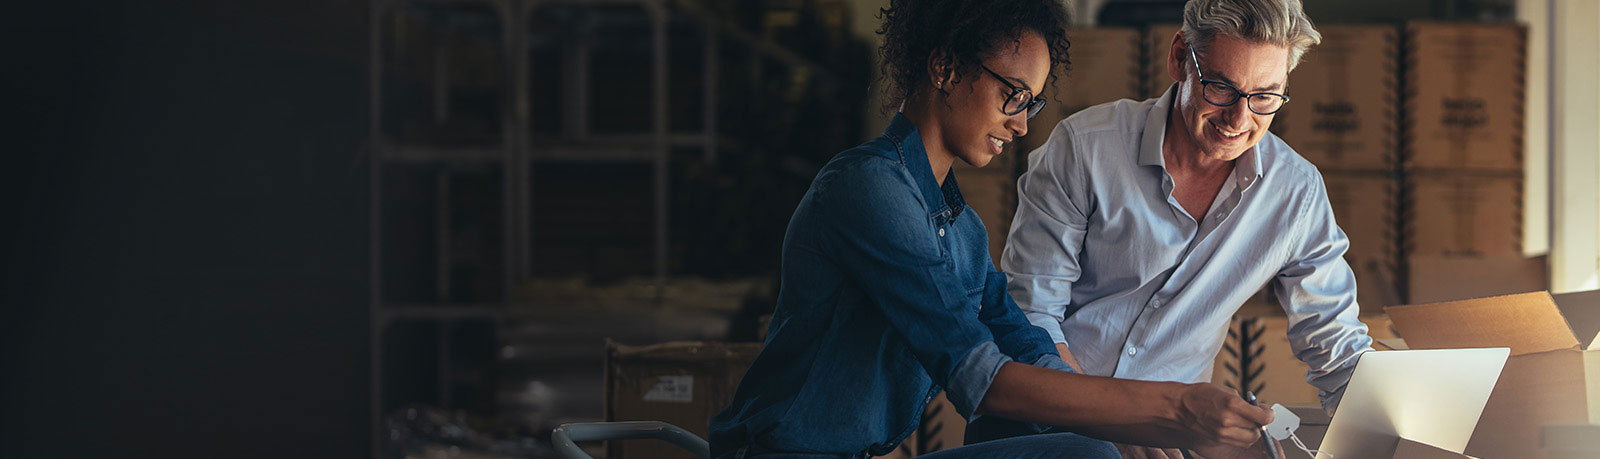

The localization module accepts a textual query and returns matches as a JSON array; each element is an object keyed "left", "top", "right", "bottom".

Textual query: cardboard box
[
  {"left": 1213, "top": 314, "right": 1400, "bottom": 406},
  {"left": 1019, "top": 27, "right": 1143, "bottom": 158},
  {"left": 1405, "top": 172, "right": 1522, "bottom": 258},
  {"left": 1329, "top": 160, "right": 1398, "bottom": 261},
  {"left": 1060, "top": 27, "right": 1144, "bottom": 111},
  {"left": 606, "top": 340, "right": 762, "bottom": 459},
  {"left": 1406, "top": 254, "right": 1547, "bottom": 304},
  {"left": 1275, "top": 25, "right": 1400, "bottom": 172},
  {"left": 957, "top": 172, "right": 1018, "bottom": 270},
  {"left": 1403, "top": 22, "right": 1527, "bottom": 172},
  {"left": 1385, "top": 292, "right": 1600, "bottom": 459},
  {"left": 1144, "top": 24, "right": 1183, "bottom": 99},
  {"left": 1325, "top": 172, "right": 1403, "bottom": 312}
]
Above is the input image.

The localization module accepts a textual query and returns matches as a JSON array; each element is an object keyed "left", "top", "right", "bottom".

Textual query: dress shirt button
[
  {"left": 1150, "top": 299, "right": 1161, "bottom": 308},
  {"left": 938, "top": 228, "right": 945, "bottom": 237},
  {"left": 1126, "top": 346, "right": 1137, "bottom": 356}
]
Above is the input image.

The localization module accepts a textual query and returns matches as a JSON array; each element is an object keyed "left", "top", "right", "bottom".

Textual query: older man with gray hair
[{"left": 969, "top": 0, "right": 1375, "bottom": 457}]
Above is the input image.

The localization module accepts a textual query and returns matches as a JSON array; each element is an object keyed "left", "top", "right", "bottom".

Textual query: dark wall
[{"left": 6, "top": 1, "right": 370, "bottom": 457}]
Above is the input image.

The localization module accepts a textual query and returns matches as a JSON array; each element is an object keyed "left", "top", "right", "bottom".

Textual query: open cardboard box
[{"left": 1383, "top": 291, "right": 1600, "bottom": 458}]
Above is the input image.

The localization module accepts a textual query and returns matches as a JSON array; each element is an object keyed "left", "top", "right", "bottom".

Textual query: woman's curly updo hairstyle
[{"left": 876, "top": 0, "right": 1072, "bottom": 109}]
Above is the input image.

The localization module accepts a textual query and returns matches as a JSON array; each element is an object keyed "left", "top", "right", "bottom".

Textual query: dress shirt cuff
[
  {"left": 946, "top": 341, "right": 1014, "bottom": 420},
  {"left": 1023, "top": 311, "right": 1068, "bottom": 345},
  {"left": 1316, "top": 362, "right": 1359, "bottom": 415},
  {"left": 1029, "top": 354, "right": 1076, "bottom": 373}
]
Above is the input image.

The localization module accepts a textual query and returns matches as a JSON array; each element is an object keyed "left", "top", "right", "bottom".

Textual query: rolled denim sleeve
[
  {"left": 1002, "top": 122, "right": 1092, "bottom": 346},
  {"left": 819, "top": 160, "right": 1002, "bottom": 418},
  {"left": 948, "top": 341, "right": 1014, "bottom": 419},
  {"left": 1274, "top": 173, "right": 1373, "bottom": 414},
  {"left": 1030, "top": 353, "right": 1075, "bottom": 373},
  {"left": 961, "top": 270, "right": 1074, "bottom": 417}
]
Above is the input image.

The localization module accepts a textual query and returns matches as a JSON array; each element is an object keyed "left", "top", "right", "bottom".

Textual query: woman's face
[{"left": 931, "top": 31, "right": 1051, "bottom": 169}]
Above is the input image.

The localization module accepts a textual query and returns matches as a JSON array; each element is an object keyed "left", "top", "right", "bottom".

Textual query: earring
[{"left": 936, "top": 80, "right": 943, "bottom": 87}]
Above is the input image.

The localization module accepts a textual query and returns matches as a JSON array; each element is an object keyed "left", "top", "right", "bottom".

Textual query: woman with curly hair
[{"left": 708, "top": 1, "right": 1275, "bottom": 457}]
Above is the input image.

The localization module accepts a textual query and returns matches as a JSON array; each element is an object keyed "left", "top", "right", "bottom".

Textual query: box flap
[
  {"left": 1554, "top": 289, "right": 1600, "bottom": 349},
  {"left": 1394, "top": 438, "right": 1476, "bottom": 459},
  {"left": 1376, "top": 338, "right": 1410, "bottom": 350},
  {"left": 1385, "top": 292, "right": 1579, "bottom": 356}
]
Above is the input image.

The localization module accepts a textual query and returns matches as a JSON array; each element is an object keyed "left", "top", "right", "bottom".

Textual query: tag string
[{"left": 1286, "top": 431, "right": 1331, "bottom": 458}]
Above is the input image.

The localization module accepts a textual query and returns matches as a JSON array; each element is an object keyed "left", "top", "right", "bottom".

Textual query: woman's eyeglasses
[{"left": 978, "top": 65, "right": 1047, "bottom": 120}]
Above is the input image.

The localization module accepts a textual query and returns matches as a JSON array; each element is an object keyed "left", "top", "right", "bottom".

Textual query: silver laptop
[{"left": 1316, "top": 348, "right": 1509, "bottom": 459}]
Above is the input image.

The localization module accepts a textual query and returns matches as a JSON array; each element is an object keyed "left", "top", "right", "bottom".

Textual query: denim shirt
[{"left": 709, "top": 114, "right": 1072, "bottom": 457}]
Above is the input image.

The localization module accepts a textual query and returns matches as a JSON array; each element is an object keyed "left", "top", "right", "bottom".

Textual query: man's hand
[
  {"left": 1115, "top": 443, "right": 1184, "bottom": 459},
  {"left": 1172, "top": 384, "right": 1274, "bottom": 449}
]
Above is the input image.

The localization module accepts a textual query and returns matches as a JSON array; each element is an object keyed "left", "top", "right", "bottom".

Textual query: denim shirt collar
[
  {"left": 1138, "top": 84, "right": 1265, "bottom": 183},
  {"left": 882, "top": 113, "right": 967, "bottom": 225}
]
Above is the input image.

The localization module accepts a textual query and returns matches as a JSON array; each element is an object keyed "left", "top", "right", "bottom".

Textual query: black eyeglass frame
[
  {"left": 1187, "top": 48, "right": 1291, "bottom": 115},
  {"left": 978, "top": 65, "right": 1048, "bottom": 120}
]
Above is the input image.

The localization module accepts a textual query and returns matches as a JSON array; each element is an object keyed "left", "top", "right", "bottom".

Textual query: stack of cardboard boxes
[{"left": 1401, "top": 22, "right": 1542, "bottom": 304}]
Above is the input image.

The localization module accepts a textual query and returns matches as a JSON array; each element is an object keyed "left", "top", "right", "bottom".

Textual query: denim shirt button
[{"left": 938, "top": 228, "right": 945, "bottom": 237}]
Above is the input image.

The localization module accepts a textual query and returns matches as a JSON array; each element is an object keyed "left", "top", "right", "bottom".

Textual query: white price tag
[{"left": 1265, "top": 404, "right": 1299, "bottom": 441}]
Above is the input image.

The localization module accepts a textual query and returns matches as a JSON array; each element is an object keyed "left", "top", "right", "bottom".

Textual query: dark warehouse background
[{"left": 7, "top": 1, "right": 372, "bottom": 456}]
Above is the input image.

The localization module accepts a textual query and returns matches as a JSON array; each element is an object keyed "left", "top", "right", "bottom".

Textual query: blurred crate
[
  {"left": 1402, "top": 22, "right": 1527, "bottom": 172},
  {"left": 1274, "top": 25, "right": 1400, "bottom": 172}
]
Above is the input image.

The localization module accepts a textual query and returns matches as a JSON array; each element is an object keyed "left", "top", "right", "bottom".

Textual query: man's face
[{"left": 1169, "top": 34, "right": 1290, "bottom": 163}]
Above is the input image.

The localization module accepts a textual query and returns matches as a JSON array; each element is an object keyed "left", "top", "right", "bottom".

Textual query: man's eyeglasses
[
  {"left": 979, "top": 65, "right": 1047, "bottom": 120},
  {"left": 1188, "top": 48, "right": 1289, "bottom": 115}
]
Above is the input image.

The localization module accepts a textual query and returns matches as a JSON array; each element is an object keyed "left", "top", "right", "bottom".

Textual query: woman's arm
[{"left": 978, "top": 362, "right": 1273, "bottom": 450}]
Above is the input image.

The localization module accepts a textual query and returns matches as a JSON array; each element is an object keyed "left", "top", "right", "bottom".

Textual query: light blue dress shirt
[{"left": 1002, "top": 87, "right": 1373, "bottom": 413}]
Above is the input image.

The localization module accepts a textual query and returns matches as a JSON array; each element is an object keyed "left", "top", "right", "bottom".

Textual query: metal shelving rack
[{"left": 367, "top": 0, "right": 837, "bottom": 455}]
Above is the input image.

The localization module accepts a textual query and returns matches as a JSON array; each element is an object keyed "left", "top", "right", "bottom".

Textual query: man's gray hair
[{"left": 1180, "top": 0, "right": 1321, "bottom": 71}]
